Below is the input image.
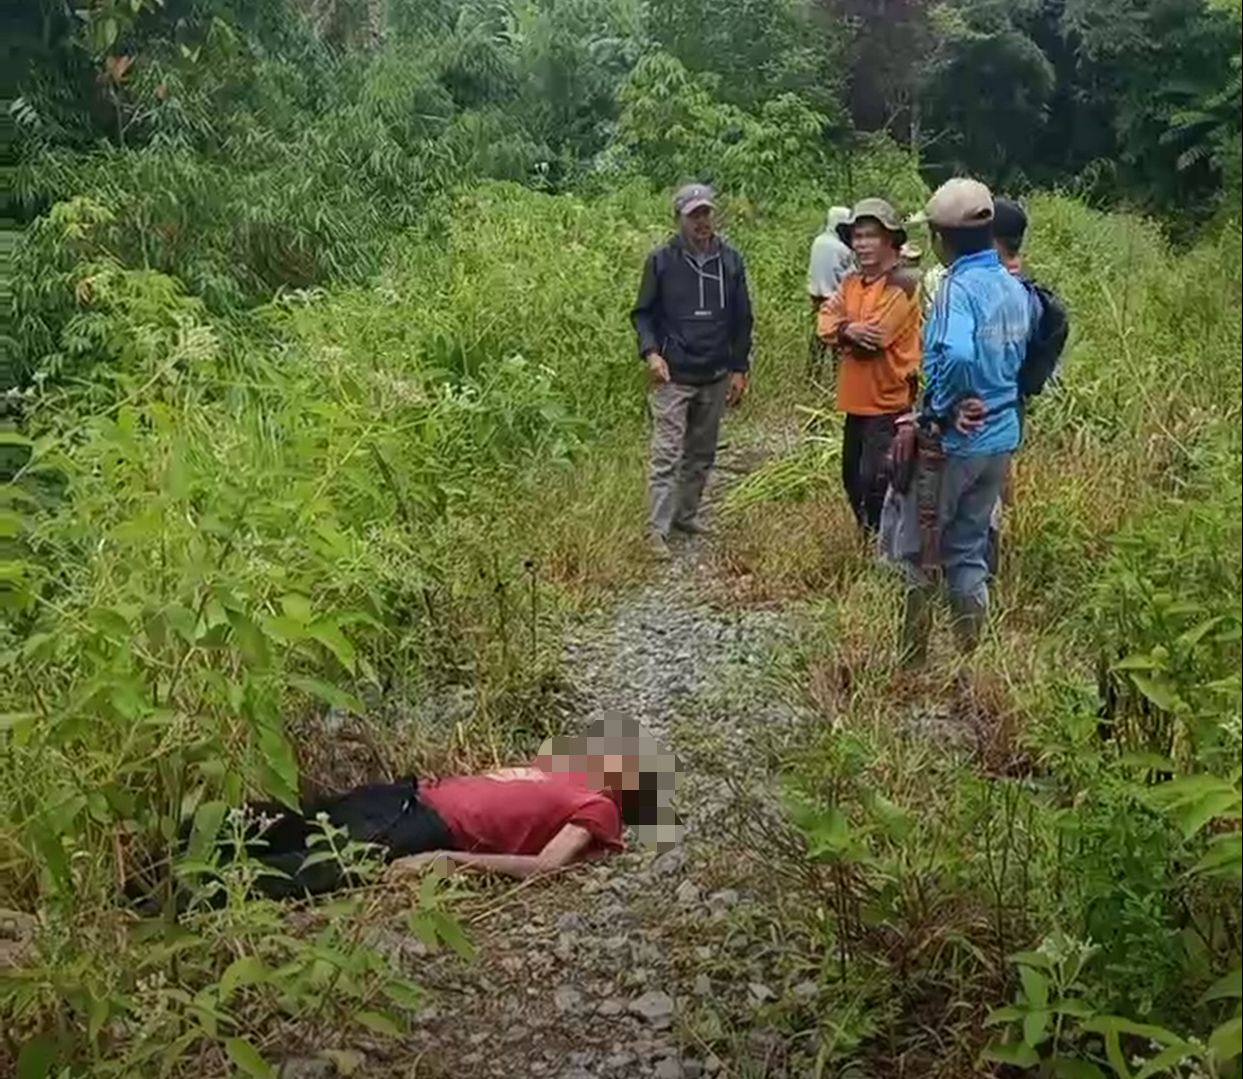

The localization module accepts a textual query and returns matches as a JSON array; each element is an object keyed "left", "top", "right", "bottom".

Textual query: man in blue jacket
[
  {"left": 894, "top": 178, "right": 1034, "bottom": 663},
  {"left": 632, "top": 184, "right": 753, "bottom": 559}
]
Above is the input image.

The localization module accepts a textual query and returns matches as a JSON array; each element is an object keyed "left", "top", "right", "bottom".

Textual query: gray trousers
[
  {"left": 648, "top": 376, "right": 730, "bottom": 537},
  {"left": 894, "top": 452, "right": 1011, "bottom": 605}
]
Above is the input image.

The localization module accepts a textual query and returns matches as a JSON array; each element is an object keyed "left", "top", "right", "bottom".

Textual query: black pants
[
  {"left": 842, "top": 412, "right": 900, "bottom": 533},
  {"left": 212, "top": 780, "right": 455, "bottom": 900}
]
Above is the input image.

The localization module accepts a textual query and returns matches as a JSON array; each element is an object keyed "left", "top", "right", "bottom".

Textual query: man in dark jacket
[{"left": 632, "top": 184, "right": 754, "bottom": 558}]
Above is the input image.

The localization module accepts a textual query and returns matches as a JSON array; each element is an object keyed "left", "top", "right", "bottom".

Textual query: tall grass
[
  {"left": 2, "top": 179, "right": 1240, "bottom": 1075},
  {"left": 711, "top": 195, "right": 1242, "bottom": 1072}
]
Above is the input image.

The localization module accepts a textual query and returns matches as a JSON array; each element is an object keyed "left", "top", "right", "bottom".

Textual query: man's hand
[
  {"left": 844, "top": 322, "right": 883, "bottom": 350},
  {"left": 646, "top": 352, "right": 670, "bottom": 385},
  {"left": 954, "top": 397, "right": 986, "bottom": 435},
  {"left": 727, "top": 371, "right": 748, "bottom": 407}
]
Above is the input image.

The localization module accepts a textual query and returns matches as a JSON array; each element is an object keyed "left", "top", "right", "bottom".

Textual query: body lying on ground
[{"left": 163, "top": 717, "right": 674, "bottom": 903}]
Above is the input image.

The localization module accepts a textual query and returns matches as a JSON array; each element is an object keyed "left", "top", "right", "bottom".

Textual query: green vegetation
[{"left": 2, "top": 0, "right": 1240, "bottom": 1076}]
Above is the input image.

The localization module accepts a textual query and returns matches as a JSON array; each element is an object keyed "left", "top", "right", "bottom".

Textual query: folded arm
[{"left": 816, "top": 290, "right": 849, "bottom": 345}]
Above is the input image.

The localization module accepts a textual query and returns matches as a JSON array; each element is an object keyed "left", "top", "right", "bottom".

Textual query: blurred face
[
  {"left": 850, "top": 219, "right": 897, "bottom": 273},
  {"left": 680, "top": 205, "right": 716, "bottom": 248},
  {"left": 586, "top": 753, "right": 642, "bottom": 793},
  {"left": 931, "top": 229, "right": 952, "bottom": 267},
  {"left": 537, "top": 750, "right": 642, "bottom": 793}
]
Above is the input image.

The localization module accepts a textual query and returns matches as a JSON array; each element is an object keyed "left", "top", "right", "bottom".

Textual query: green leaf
[
  {"left": 1201, "top": 968, "right": 1243, "bottom": 1003},
  {"left": 1150, "top": 774, "right": 1239, "bottom": 809},
  {"left": 980, "top": 1040, "right": 1040, "bottom": 1067},
  {"left": 288, "top": 675, "right": 364, "bottom": 716},
  {"left": 1052, "top": 1061, "right": 1108, "bottom": 1079},
  {"left": 1128, "top": 673, "right": 1181, "bottom": 712},
  {"left": 1020, "top": 964, "right": 1050, "bottom": 1008},
  {"left": 256, "top": 723, "right": 300, "bottom": 809},
  {"left": 1052, "top": 997, "right": 1095, "bottom": 1018},
  {"left": 432, "top": 912, "right": 475, "bottom": 961},
  {"left": 1173, "top": 789, "right": 1242, "bottom": 840},
  {"left": 1009, "top": 949, "right": 1054, "bottom": 971},
  {"left": 1117, "top": 752, "right": 1177, "bottom": 773},
  {"left": 1112, "top": 652, "right": 1157, "bottom": 671},
  {"left": 1192, "top": 832, "right": 1242, "bottom": 878},
  {"left": 1102, "top": 1028, "right": 1133, "bottom": 1079},
  {"left": 1177, "top": 615, "right": 1227, "bottom": 650},
  {"left": 319, "top": 897, "right": 361, "bottom": 918},
  {"left": 299, "top": 850, "right": 341, "bottom": 869},
  {"left": 1136, "top": 1044, "right": 1199, "bottom": 1079},
  {"left": 1209, "top": 1016, "right": 1242, "bottom": 1063},
  {"left": 187, "top": 801, "right": 226, "bottom": 863},
  {"left": 280, "top": 593, "right": 314, "bottom": 626},
  {"left": 28, "top": 819, "right": 71, "bottom": 894},
  {"left": 1023, "top": 1009, "right": 1051, "bottom": 1047},
  {"left": 87, "top": 992, "right": 111, "bottom": 1041},
  {"left": 384, "top": 978, "right": 423, "bottom": 1010},
  {"left": 17, "top": 1031, "right": 60, "bottom": 1079},
  {"left": 1083, "top": 1016, "right": 1183, "bottom": 1046},
  {"left": 353, "top": 1009, "right": 402, "bottom": 1037},
  {"left": 220, "top": 955, "right": 269, "bottom": 998},
  {"left": 866, "top": 792, "right": 913, "bottom": 839},
  {"left": 985, "top": 1005, "right": 1025, "bottom": 1025},
  {"left": 0, "top": 712, "right": 39, "bottom": 734},
  {"left": 228, "top": 612, "right": 271, "bottom": 670},
  {"left": 308, "top": 621, "right": 357, "bottom": 673},
  {"left": 224, "top": 1037, "right": 274, "bottom": 1078},
  {"left": 407, "top": 910, "right": 440, "bottom": 952}
]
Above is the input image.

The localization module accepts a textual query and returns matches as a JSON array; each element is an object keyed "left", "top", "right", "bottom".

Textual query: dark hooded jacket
[{"left": 631, "top": 234, "right": 753, "bottom": 383}]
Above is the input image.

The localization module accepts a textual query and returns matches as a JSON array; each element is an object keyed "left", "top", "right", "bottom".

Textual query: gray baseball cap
[
  {"left": 923, "top": 178, "right": 995, "bottom": 229},
  {"left": 673, "top": 183, "right": 716, "bottom": 217}
]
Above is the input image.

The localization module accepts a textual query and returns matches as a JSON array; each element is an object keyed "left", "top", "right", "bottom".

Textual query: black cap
[{"left": 993, "top": 198, "right": 1028, "bottom": 245}]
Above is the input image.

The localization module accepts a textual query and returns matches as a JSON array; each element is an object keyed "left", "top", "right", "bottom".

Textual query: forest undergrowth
[
  {"left": 4, "top": 0, "right": 1242, "bottom": 1074},
  {"left": 3, "top": 173, "right": 1241, "bottom": 1077}
]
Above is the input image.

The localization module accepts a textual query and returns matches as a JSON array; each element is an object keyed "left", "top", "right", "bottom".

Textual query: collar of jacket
[{"left": 948, "top": 248, "right": 1003, "bottom": 275}]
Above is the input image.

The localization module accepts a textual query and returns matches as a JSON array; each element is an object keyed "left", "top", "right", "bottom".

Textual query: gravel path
[{"left": 366, "top": 425, "right": 826, "bottom": 1079}]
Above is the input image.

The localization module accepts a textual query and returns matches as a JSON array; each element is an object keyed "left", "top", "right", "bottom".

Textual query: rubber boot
[
  {"left": 900, "top": 586, "right": 936, "bottom": 668},
  {"left": 949, "top": 593, "right": 988, "bottom": 656}
]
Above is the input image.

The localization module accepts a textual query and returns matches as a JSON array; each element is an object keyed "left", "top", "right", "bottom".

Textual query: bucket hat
[{"left": 836, "top": 197, "right": 907, "bottom": 247}]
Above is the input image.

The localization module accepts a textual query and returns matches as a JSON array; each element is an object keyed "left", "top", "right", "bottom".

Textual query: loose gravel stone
[{"left": 629, "top": 989, "right": 676, "bottom": 1027}]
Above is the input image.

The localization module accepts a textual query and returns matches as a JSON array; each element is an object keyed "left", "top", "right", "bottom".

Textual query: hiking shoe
[
  {"left": 949, "top": 594, "right": 987, "bottom": 655},
  {"left": 648, "top": 531, "right": 672, "bottom": 560},
  {"left": 672, "top": 519, "right": 712, "bottom": 537}
]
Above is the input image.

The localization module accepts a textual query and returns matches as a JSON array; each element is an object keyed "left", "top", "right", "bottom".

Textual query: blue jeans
[{"left": 895, "top": 452, "right": 1011, "bottom": 605}]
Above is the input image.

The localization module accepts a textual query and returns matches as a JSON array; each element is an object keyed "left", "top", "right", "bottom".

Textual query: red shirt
[{"left": 419, "top": 768, "right": 624, "bottom": 856}]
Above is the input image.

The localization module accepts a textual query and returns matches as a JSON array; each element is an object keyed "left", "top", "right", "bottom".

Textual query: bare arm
[{"left": 391, "top": 823, "right": 597, "bottom": 882}]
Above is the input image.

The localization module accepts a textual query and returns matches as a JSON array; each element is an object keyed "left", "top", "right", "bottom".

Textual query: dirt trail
[{"left": 362, "top": 423, "right": 828, "bottom": 1079}]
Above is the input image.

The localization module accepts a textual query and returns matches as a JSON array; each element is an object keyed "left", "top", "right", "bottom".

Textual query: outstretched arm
[{"left": 390, "top": 823, "right": 596, "bottom": 881}]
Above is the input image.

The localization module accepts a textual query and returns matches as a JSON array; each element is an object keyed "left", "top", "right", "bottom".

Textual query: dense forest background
[{"left": 3, "top": 0, "right": 1241, "bottom": 390}]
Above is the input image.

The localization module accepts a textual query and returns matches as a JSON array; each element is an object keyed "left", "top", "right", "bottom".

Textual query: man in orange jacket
[{"left": 817, "top": 198, "right": 922, "bottom": 533}]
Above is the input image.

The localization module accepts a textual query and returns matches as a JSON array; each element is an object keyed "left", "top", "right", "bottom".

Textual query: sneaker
[
  {"left": 672, "top": 519, "right": 712, "bottom": 537},
  {"left": 648, "top": 532, "right": 673, "bottom": 560}
]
